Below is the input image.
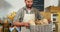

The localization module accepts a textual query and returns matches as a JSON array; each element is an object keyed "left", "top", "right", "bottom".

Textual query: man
[
  {"left": 13, "top": 0, "right": 43, "bottom": 26},
  {"left": 12, "top": 0, "right": 49, "bottom": 32}
]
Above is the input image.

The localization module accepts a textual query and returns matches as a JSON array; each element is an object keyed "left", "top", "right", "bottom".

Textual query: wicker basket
[{"left": 30, "top": 24, "right": 52, "bottom": 32}]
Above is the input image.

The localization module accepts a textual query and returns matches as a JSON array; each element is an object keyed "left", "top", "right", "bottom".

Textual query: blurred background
[{"left": 0, "top": 0, "right": 60, "bottom": 32}]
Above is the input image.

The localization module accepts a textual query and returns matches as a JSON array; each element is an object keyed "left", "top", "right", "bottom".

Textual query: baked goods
[
  {"left": 28, "top": 20, "right": 36, "bottom": 25},
  {"left": 35, "top": 18, "right": 49, "bottom": 25}
]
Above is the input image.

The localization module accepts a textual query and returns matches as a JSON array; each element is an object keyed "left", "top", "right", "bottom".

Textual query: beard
[{"left": 26, "top": 5, "right": 33, "bottom": 9}]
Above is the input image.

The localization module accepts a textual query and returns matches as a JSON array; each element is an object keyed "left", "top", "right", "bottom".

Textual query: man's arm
[
  {"left": 13, "top": 9, "right": 30, "bottom": 27},
  {"left": 35, "top": 9, "right": 49, "bottom": 25},
  {"left": 35, "top": 8, "right": 44, "bottom": 20},
  {"left": 13, "top": 9, "right": 23, "bottom": 26},
  {"left": 13, "top": 9, "right": 21, "bottom": 22}
]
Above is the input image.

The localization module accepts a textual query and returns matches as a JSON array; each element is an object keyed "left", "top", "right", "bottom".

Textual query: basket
[{"left": 30, "top": 24, "right": 52, "bottom": 32}]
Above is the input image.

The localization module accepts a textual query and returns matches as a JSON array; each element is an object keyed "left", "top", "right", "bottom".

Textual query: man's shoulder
[
  {"left": 19, "top": 6, "right": 25, "bottom": 10},
  {"left": 21, "top": 6, "right": 26, "bottom": 10},
  {"left": 32, "top": 7, "right": 39, "bottom": 12},
  {"left": 32, "top": 7, "right": 39, "bottom": 10},
  {"left": 17, "top": 6, "right": 25, "bottom": 12}
]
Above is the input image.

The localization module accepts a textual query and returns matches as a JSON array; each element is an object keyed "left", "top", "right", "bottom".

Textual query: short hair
[
  {"left": 25, "top": 0, "right": 33, "bottom": 1},
  {"left": 25, "top": 0, "right": 26, "bottom": 1}
]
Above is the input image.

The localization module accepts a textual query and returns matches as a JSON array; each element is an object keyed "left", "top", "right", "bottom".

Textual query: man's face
[{"left": 25, "top": 0, "right": 33, "bottom": 8}]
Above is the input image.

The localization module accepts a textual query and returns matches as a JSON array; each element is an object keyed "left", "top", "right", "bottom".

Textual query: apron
[
  {"left": 21, "top": 13, "right": 35, "bottom": 32},
  {"left": 23, "top": 14, "right": 35, "bottom": 22}
]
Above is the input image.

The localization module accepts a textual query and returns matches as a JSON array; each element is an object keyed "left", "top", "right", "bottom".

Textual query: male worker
[
  {"left": 13, "top": 0, "right": 43, "bottom": 26},
  {"left": 12, "top": 0, "right": 49, "bottom": 32}
]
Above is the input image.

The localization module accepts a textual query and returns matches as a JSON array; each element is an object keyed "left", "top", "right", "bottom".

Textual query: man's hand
[
  {"left": 23, "top": 22, "right": 30, "bottom": 27},
  {"left": 13, "top": 21, "right": 23, "bottom": 26},
  {"left": 13, "top": 21, "right": 30, "bottom": 27}
]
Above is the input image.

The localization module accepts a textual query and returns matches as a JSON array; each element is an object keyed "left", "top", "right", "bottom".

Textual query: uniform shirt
[{"left": 13, "top": 6, "right": 43, "bottom": 22}]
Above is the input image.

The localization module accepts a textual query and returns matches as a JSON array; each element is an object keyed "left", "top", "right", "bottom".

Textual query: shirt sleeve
[
  {"left": 13, "top": 9, "right": 23, "bottom": 22},
  {"left": 35, "top": 9, "right": 44, "bottom": 20}
]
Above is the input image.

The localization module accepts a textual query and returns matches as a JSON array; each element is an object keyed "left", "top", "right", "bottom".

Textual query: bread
[
  {"left": 28, "top": 20, "right": 36, "bottom": 25},
  {"left": 35, "top": 19, "right": 49, "bottom": 25}
]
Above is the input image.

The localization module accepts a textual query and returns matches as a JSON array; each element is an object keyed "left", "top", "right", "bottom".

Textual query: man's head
[{"left": 25, "top": 0, "right": 33, "bottom": 8}]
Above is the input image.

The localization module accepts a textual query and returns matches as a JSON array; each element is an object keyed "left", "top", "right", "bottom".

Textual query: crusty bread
[
  {"left": 35, "top": 18, "right": 48, "bottom": 25},
  {"left": 28, "top": 20, "right": 36, "bottom": 25}
]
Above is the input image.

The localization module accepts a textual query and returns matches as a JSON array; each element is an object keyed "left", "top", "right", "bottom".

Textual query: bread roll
[{"left": 28, "top": 20, "right": 35, "bottom": 25}]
